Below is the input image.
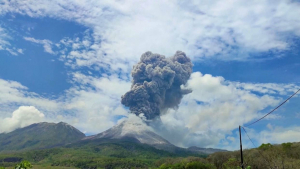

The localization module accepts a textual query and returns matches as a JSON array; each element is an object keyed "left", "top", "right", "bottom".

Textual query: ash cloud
[{"left": 121, "top": 51, "right": 193, "bottom": 120}]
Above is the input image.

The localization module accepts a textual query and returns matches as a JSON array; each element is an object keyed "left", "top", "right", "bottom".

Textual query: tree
[
  {"left": 223, "top": 158, "right": 240, "bottom": 169},
  {"left": 282, "top": 142, "right": 292, "bottom": 152},
  {"left": 258, "top": 143, "right": 273, "bottom": 151},
  {"left": 15, "top": 161, "right": 32, "bottom": 169}
]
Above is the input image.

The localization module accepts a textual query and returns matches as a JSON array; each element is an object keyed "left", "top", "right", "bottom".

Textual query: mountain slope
[
  {"left": 85, "top": 120, "right": 170, "bottom": 144},
  {"left": 84, "top": 120, "right": 178, "bottom": 150},
  {"left": 0, "top": 138, "right": 208, "bottom": 169},
  {"left": 0, "top": 122, "right": 85, "bottom": 152},
  {"left": 83, "top": 120, "right": 206, "bottom": 155}
]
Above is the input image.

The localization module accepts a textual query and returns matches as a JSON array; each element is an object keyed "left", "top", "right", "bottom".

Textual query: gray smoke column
[{"left": 121, "top": 51, "right": 193, "bottom": 120}]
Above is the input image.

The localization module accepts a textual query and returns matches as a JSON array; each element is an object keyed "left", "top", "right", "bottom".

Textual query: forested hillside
[
  {"left": 208, "top": 142, "right": 300, "bottom": 169},
  {"left": 0, "top": 141, "right": 299, "bottom": 168}
]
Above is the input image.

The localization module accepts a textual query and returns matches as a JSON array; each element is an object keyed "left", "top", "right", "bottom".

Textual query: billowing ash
[{"left": 121, "top": 51, "right": 193, "bottom": 120}]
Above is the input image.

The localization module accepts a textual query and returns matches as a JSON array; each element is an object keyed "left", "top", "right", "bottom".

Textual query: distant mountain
[
  {"left": 83, "top": 120, "right": 205, "bottom": 155},
  {"left": 0, "top": 120, "right": 226, "bottom": 157},
  {"left": 0, "top": 122, "right": 85, "bottom": 152},
  {"left": 84, "top": 120, "right": 175, "bottom": 150},
  {"left": 187, "top": 146, "right": 227, "bottom": 154}
]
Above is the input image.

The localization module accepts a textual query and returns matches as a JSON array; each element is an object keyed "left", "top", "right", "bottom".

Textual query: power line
[
  {"left": 241, "top": 126, "right": 276, "bottom": 169},
  {"left": 244, "top": 88, "right": 300, "bottom": 127}
]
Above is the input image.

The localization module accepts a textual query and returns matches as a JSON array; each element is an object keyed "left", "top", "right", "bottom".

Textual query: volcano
[
  {"left": 83, "top": 119, "right": 180, "bottom": 152},
  {"left": 83, "top": 118, "right": 228, "bottom": 155}
]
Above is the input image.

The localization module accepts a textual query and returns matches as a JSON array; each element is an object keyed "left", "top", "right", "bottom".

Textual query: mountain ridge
[
  {"left": 0, "top": 121, "right": 85, "bottom": 152},
  {"left": 84, "top": 120, "right": 181, "bottom": 150},
  {"left": 83, "top": 120, "right": 225, "bottom": 155},
  {"left": 0, "top": 121, "right": 227, "bottom": 155}
]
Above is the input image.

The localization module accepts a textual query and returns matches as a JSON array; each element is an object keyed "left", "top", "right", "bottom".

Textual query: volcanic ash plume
[{"left": 121, "top": 51, "right": 193, "bottom": 120}]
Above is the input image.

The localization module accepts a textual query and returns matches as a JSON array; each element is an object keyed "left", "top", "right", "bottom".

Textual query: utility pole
[{"left": 239, "top": 125, "right": 244, "bottom": 169}]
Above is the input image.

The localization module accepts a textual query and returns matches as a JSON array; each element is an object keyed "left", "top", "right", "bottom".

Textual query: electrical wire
[
  {"left": 244, "top": 88, "right": 300, "bottom": 127},
  {"left": 241, "top": 126, "right": 276, "bottom": 169}
]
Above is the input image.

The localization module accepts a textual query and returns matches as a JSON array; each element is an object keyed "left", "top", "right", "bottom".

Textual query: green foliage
[
  {"left": 158, "top": 157, "right": 216, "bottom": 169},
  {"left": 209, "top": 142, "right": 300, "bottom": 169},
  {"left": 158, "top": 161, "right": 215, "bottom": 169},
  {"left": 282, "top": 142, "right": 292, "bottom": 151},
  {"left": 0, "top": 167, "right": 5, "bottom": 169},
  {"left": 222, "top": 158, "right": 251, "bottom": 169},
  {"left": 223, "top": 158, "right": 240, "bottom": 169},
  {"left": 159, "top": 163, "right": 185, "bottom": 169},
  {"left": 185, "top": 161, "right": 215, "bottom": 169},
  {"left": 15, "top": 161, "right": 32, "bottom": 169},
  {"left": 258, "top": 143, "right": 273, "bottom": 151},
  {"left": 0, "top": 139, "right": 207, "bottom": 169},
  {"left": 0, "top": 140, "right": 299, "bottom": 169}
]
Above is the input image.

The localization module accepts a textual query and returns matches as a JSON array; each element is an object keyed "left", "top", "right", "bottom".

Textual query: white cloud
[
  {"left": 0, "top": 26, "right": 21, "bottom": 55},
  {"left": 0, "top": 78, "right": 59, "bottom": 113},
  {"left": 233, "top": 82, "right": 300, "bottom": 95},
  {"left": 0, "top": 78, "right": 61, "bottom": 129},
  {"left": 153, "top": 72, "right": 283, "bottom": 148},
  {"left": 1, "top": 0, "right": 300, "bottom": 148},
  {"left": 267, "top": 123, "right": 274, "bottom": 130},
  {"left": 17, "top": 48, "right": 23, "bottom": 54},
  {"left": 24, "top": 37, "right": 55, "bottom": 54},
  {"left": 0, "top": 72, "right": 298, "bottom": 148},
  {"left": 227, "top": 136, "right": 235, "bottom": 142},
  {"left": 57, "top": 35, "right": 106, "bottom": 69},
  {"left": 0, "top": 106, "right": 45, "bottom": 133},
  {"left": 0, "top": 26, "right": 10, "bottom": 50},
  {"left": 1, "top": 0, "right": 300, "bottom": 72},
  {"left": 0, "top": 75, "right": 130, "bottom": 134},
  {"left": 61, "top": 73, "right": 131, "bottom": 133},
  {"left": 240, "top": 125, "right": 300, "bottom": 146},
  {"left": 296, "top": 112, "right": 300, "bottom": 119},
  {"left": 258, "top": 126, "right": 300, "bottom": 144}
]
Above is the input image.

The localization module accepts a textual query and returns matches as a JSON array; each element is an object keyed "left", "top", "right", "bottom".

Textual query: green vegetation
[
  {"left": 157, "top": 157, "right": 216, "bottom": 169},
  {"left": 1, "top": 141, "right": 300, "bottom": 168},
  {"left": 208, "top": 142, "right": 300, "bottom": 169},
  {"left": 258, "top": 143, "right": 273, "bottom": 151},
  {"left": 14, "top": 161, "right": 32, "bottom": 169},
  {"left": 0, "top": 139, "right": 206, "bottom": 169}
]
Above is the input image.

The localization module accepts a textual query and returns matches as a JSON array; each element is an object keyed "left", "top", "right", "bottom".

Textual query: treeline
[
  {"left": 1, "top": 142, "right": 300, "bottom": 168},
  {"left": 208, "top": 142, "right": 300, "bottom": 169}
]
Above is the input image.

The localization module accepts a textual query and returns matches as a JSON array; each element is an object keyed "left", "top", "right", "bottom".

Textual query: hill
[
  {"left": 207, "top": 142, "right": 300, "bottom": 168},
  {"left": 0, "top": 122, "right": 85, "bottom": 152},
  {"left": 2, "top": 141, "right": 300, "bottom": 169},
  {"left": 0, "top": 138, "right": 208, "bottom": 169}
]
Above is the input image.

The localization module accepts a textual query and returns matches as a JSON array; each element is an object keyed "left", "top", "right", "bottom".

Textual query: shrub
[
  {"left": 15, "top": 160, "right": 32, "bottom": 169},
  {"left": 158, "top": 161, "right": 216, "bottom": 169}
]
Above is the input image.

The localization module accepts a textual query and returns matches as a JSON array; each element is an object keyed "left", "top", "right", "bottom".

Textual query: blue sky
[{"left": 0, "top": 0, "right": 299, "bottom": 150}]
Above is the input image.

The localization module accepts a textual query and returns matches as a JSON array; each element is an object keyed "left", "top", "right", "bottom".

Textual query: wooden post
[{"left": 239, "top": 126, "right": 244, "bottom": 169}]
